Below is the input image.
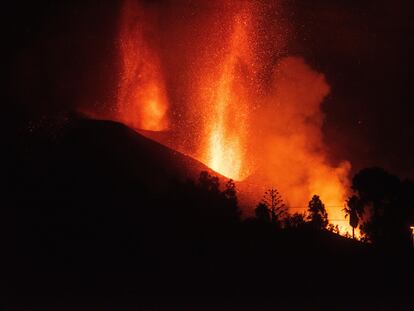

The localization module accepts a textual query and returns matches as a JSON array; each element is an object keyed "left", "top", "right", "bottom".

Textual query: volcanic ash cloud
[{"left": 248, "top": 56, "right": 351, "bottom": 223}]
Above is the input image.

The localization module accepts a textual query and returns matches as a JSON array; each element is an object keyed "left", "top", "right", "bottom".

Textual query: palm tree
[{"left": 344, "top": 195, "right": 362, "bottom": 239}]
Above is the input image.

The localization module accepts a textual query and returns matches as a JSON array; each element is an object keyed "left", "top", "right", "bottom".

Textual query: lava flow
[{"left": 112, "top": 0, "right": 354, "bottom": 235}]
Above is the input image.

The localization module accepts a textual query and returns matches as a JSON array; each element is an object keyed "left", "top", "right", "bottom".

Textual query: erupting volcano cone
[{"left": 99, "top": 0, "right": 356, "bottom": 236}]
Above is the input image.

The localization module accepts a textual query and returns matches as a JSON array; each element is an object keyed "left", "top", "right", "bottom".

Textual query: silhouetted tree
[
  {"left": 344, "top": 195, "right": 363, "bottom": 239},
  {"left": 306, "top": 195, "right": 328, "bottom": 230},
  {"left": 223, "top": 179, "right": 237, "bottom": 203},
  {"left": 195, "top": 172, "right": 241, "bottom": 223},
  {"left": 222, "top": 179, "right": 241, "bottom": 221},
  {"left": 255, "top": 203, "right": 271, "bottom": 223},
  {"left": 392, "top": 179, "right": 414, "bottom": 248},
  {"left": 198, "top": 171, "right": 220, "bottom": 194},
  {"left": 352, "top": 167, "right": 404, "bottom": 245},
  {"left": 327, "top": 223, "right": 340, "bottom": 234},
  {"left": 284, "top": 212, "right": 306, "bottom": 229},
  {"left": 260, "top": 188, "right": 287, "bottom": 226}
]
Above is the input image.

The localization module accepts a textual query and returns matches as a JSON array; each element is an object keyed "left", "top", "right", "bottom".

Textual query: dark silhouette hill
[
  {"left": 5, "top": 115, "right": 414, "bottom": 308},
  {"left": 10, "top": 115, "right": 224, "bottom": 200}
]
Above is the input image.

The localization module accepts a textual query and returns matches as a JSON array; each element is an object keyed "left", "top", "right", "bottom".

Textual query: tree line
[{"left": 197, "top": 167, "right": 414, "bottom": 249}]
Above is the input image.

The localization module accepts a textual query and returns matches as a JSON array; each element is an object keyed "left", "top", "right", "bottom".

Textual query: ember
[
  {"left": 112, "top": 0, "right": 354, "bottom": 235},
  {"left": 117, "top": 0, "right": 169, "bottom": 131}
]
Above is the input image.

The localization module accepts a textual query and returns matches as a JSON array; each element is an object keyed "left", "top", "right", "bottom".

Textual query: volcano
[
  {"left": 6, "top": 1, "right": 414, "bottom": 308},
  {"left": 11, "top": 115, "right": 229, "bottom": 201},
  {"left": 7, "top": 115, "right": 414, "bottom": 301}
]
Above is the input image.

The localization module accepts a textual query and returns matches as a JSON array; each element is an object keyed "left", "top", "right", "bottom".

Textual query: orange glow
[
  {"left": 243, "top": 56, "right": 353, "bottom": 235},
  {"left": 410, "top": 227, "right": 414, "bottom": 247},
  {"left": 98, "top": 0, "right": 358, "bottom": 236},
  {"left": 116, "top": 0, "right": 168, "bottom": 131},
  {"left": 199, "top": 6, "right": 253, "bottom": 180}
]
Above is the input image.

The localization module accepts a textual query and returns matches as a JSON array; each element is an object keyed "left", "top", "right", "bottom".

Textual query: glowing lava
[
  {"left": 201, "top": 7, "right": 253, "bottom": 180},
  {"left": 117, "top": 0, "right": 168, "bottom": 131},
  {"left": 106, "top": 0, "right": 358, "bottom": 236}
]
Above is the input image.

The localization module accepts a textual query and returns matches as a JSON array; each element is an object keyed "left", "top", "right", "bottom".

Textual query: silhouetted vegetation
[
  {"left": 327, "top": 223, "right": 341, "bottom": 235},
  {"left": 254, "top": 202, "right": 271, "bottom": 223},
  {"left": 344, "top": 195, "right": 363, "bottom": 239},
  {"left": 6, "top": 117, "right": 414, "bottom": 303},
  {"left": 283, "top": 212, "right": 306, "bottom": 229},
  {"left": 306, "top": 195, "right": 329, "bottom": 230},
  {"left": 349, "top": 167, "right": 414, "bottom": 248},
  {"left": 255, "top": 188, "right": 287, "bottom": 228}
]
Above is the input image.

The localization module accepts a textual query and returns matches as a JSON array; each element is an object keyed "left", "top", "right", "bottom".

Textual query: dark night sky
[
  {"left": 8, "top": 0, "right": 414, "bottom": 179},
  {"left": 289, "top": 0, "right": 414, "bottom": 178}
]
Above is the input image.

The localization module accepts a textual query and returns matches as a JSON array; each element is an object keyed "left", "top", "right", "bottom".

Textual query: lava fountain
[
  {"left": 197, "top": 3, "right": 255, "bottom": 180},
  {"left": 112, "top": 0, "right": 354, "bottom": 234},
  {"left": 116, "top": 0, "right": 168, "bottom": 131}
]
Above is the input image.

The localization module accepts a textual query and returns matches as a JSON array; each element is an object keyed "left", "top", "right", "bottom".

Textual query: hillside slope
[
  {"left": 10, "top": 116, "right": 224, "bottom": 200},
  {"left": 5, "top": 115, "right": 413, "bottom": 303}
]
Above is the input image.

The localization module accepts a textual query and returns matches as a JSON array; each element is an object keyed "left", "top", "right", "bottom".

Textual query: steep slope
[{"left": 10, "top": 116, "right": 224, "bottom": 200}]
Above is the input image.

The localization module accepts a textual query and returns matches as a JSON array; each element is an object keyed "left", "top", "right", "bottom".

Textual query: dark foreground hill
[
  {"left": 4, "top": 116, "right": 414, "bottom": 309},
  {"left": 10, "top": 116, "right": 222, "bottom": 198}
]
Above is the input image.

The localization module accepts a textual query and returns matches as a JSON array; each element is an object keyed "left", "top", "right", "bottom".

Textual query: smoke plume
[{"left": 109, "top": 0, "right": 352, "bottom": 231}]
